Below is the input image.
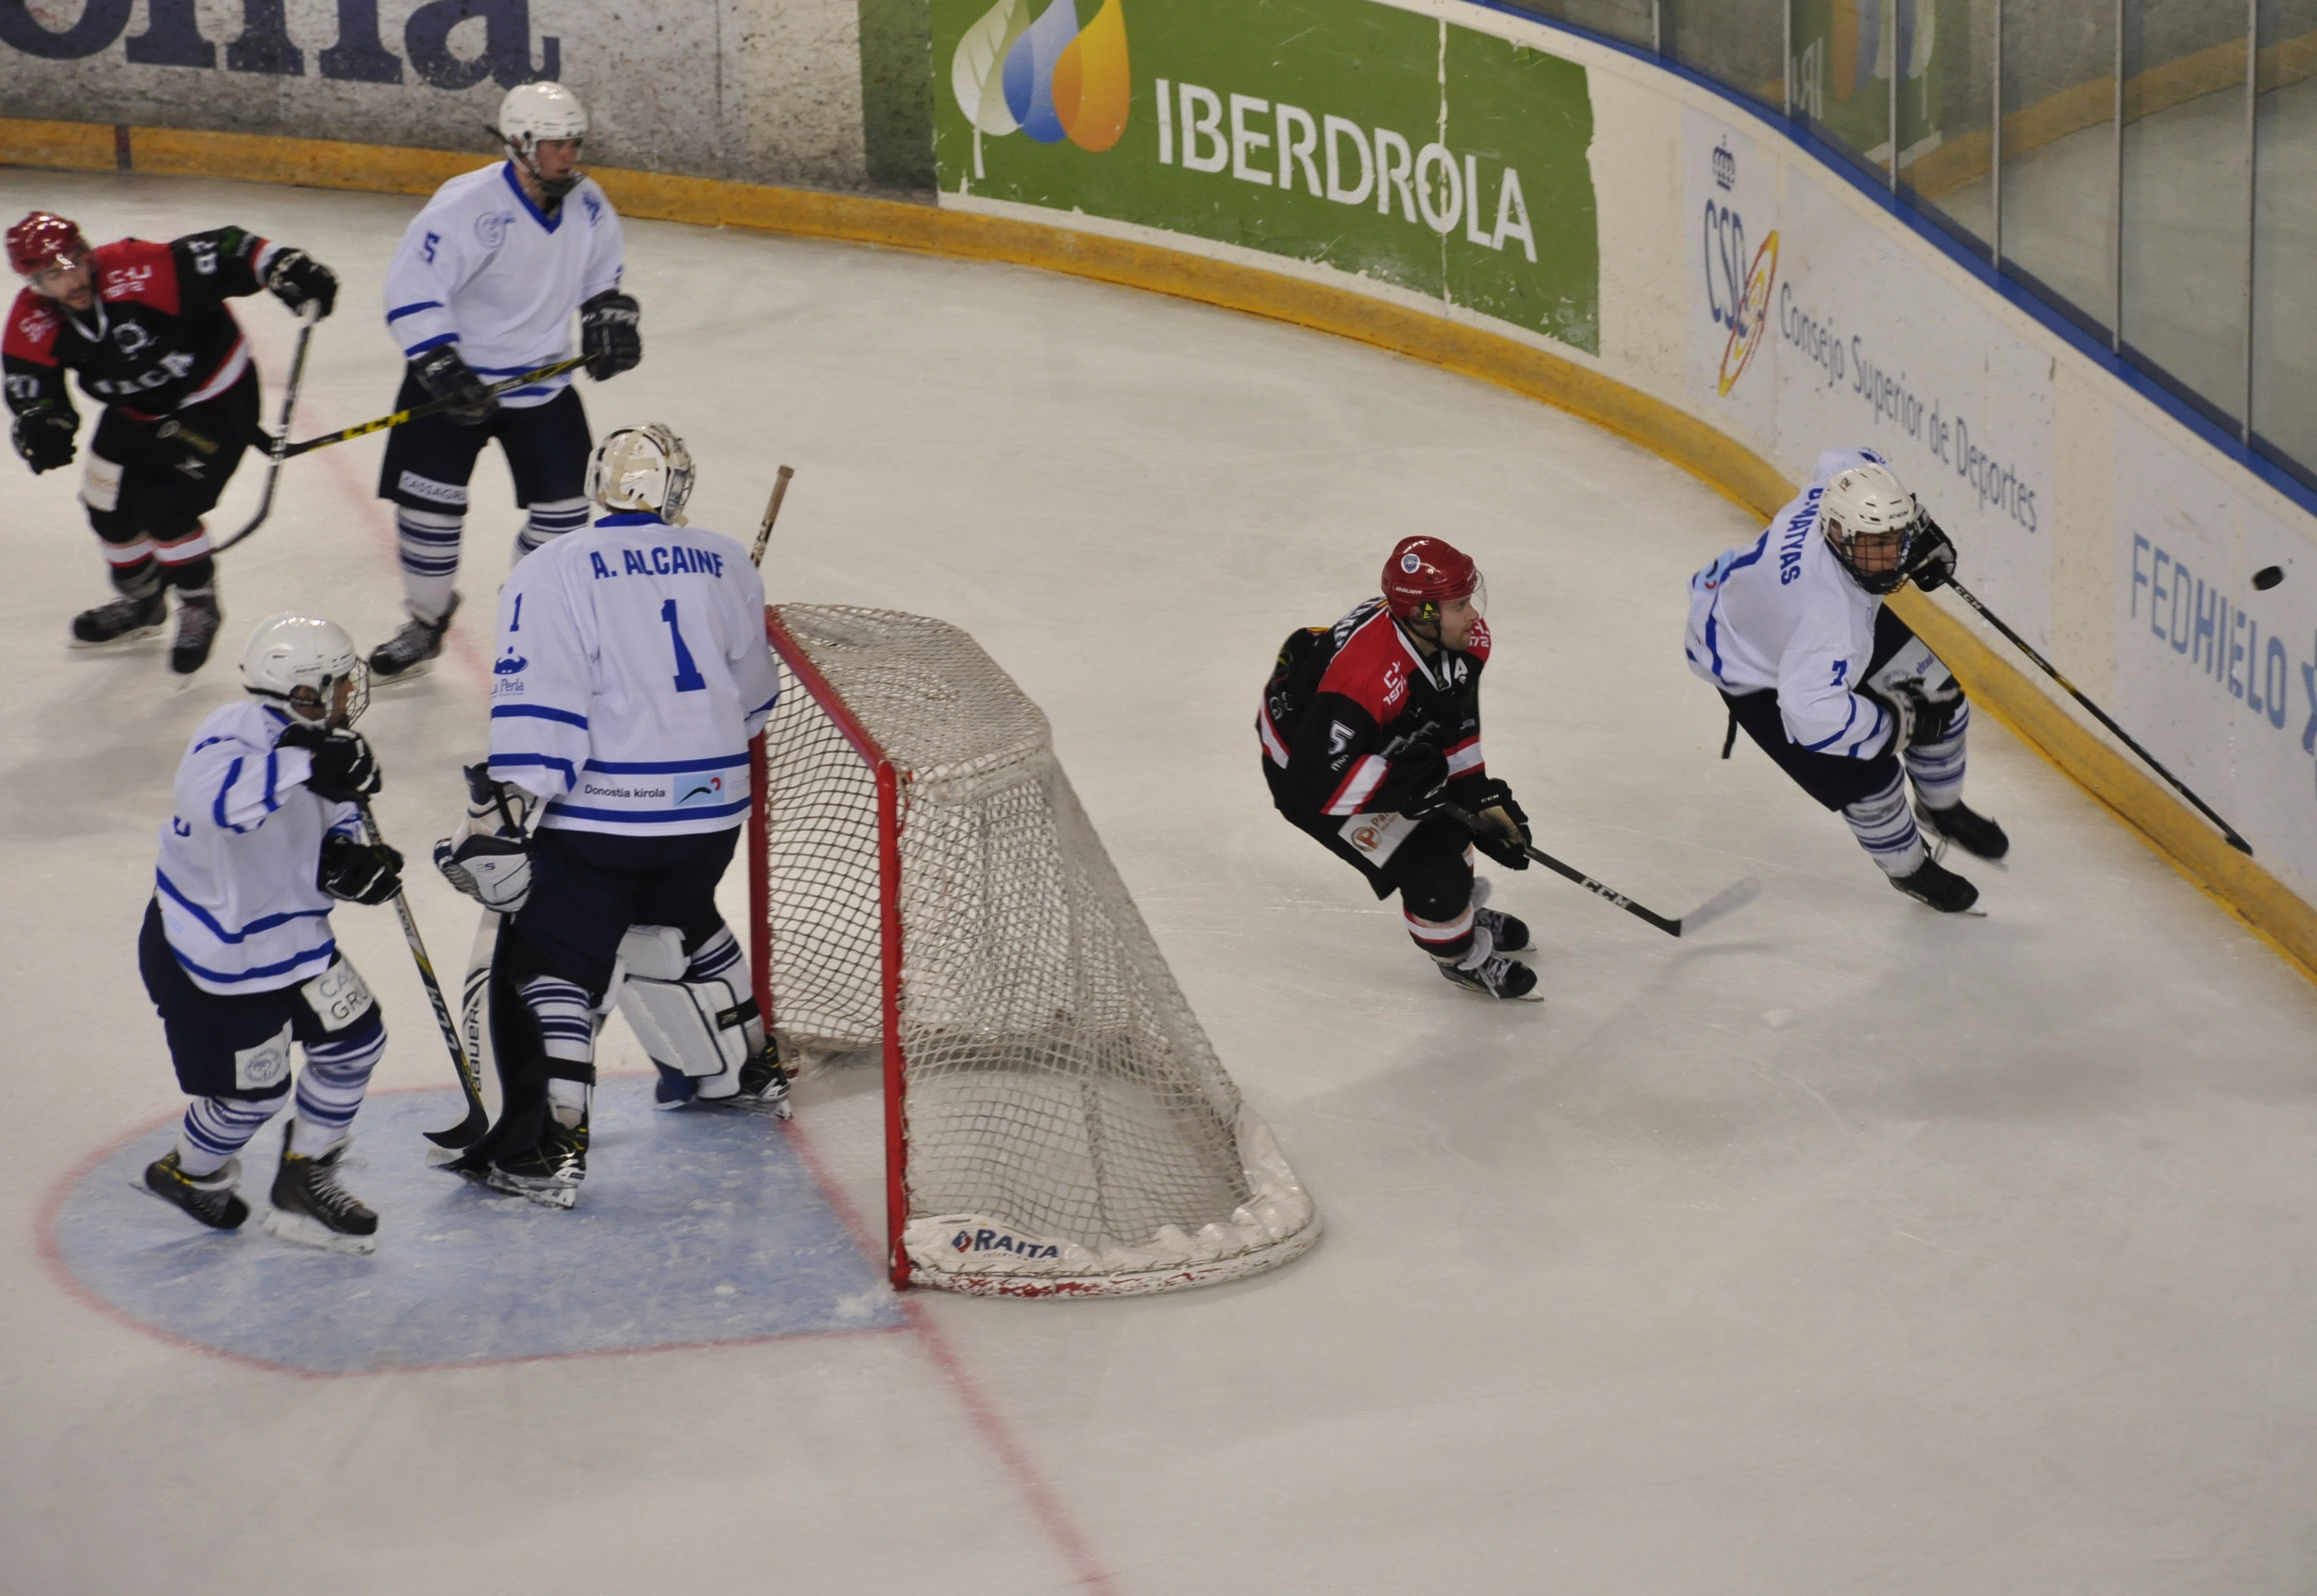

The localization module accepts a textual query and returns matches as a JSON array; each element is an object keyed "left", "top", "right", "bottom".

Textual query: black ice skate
[
  {"left": 263, "top": 1128, "right": 378, "bottom": 1254},
  {"left": 70, "top": 589, "right": 167, "bottom": 649},
  {"left": 140, "top": 1149, "right": 250, "bottom": 1231},
  {"left": 169, "top": 592, "right": 222, "bottom": 676},
  {"left": 694, "top": 1047, "right": 795, "bottom": 1121},
  {"left": 1470, "top": 878, "right": 1532, "bottom": 954},
  {"left": 368, "top": 592, "right": 460, "bottom": 682},
  {"left": 1913, "top": 798, "right": 2010, "bottom": 862},
  {"left": 1437, "top": 930, "right": 1541, "bottom": 1001},
  {"left": 1888, "top": 853, "right": 1980, "bottom": 914},
  {"left": 482, "top": 1114, "right": 588, "bottom": 1208}
]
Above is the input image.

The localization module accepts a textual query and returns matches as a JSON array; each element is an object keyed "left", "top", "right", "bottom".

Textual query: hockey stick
[
  {"left": 215, "top": 304, "right": 319, "bottom": 555},
  {"left": 352, "top": 798, "right": 490, "bottom": 1147},
  {"left": 275, "top": 357, "right": 589, "bottom": 460},
  {"left": 750, "top": 464, "right": 795, "bottom": 566},
  {"left": 1941, "top": 576, "right": 2253, "bottom": 856},
  {"left": 1437, "top": 801, "right": 1761, "bottom": 938}
]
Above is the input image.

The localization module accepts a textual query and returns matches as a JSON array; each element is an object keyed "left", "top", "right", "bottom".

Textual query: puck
[{"left": 2252, "top": 565, "right": 2285, "bottom": 591}]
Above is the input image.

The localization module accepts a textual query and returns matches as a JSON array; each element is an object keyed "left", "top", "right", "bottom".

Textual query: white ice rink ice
[{"left": 5, "top": 169, "right": 2317, "bottom": 1594}]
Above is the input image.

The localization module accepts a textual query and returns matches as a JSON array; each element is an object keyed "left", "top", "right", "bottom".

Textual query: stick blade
[
  {"left": 424, "top": 1101, "right": 491, "bottom": 1149},
  {"left": 1676, "top": 875, "right": 1761, "bottom": 936}
]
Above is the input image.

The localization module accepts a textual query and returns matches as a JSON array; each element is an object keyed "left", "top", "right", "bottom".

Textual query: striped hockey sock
[
  {"left": 1843, "top": 768, "right": 1928, "bottom": 877},
  {"left": 1903, "top": 702, "right": 1970, "bottom": 811},
  {"left": 514, "top": 497, "right": 590, "bottom": 562},
  {"left": 396, "top": 506, "right": 464, "bottom": 622},
  {"left": 177, "top": 1086, "right": 291, "bottom": 1177},
  {"left": 289, "top": 1018, "right": 388, "bottom": 1156},
  {"left": 684, "top": 925, "right": 745, "bottom": 984}
]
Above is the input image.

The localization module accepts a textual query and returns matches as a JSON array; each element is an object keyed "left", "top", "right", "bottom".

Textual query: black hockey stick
[
  {"left": 215, "top": 304, "right": 318, "bottom": 555},
  {"left": 1437, "top": 801, "right": 1761, "bottom": 938},
  {"left": 353, "top": 798, "right": 490, "bottom": 1147},
  {"left": 749, "top": 464, "right": 796, "bottom": 567},
  {"left": 276, "top": 357, "right": 589, "bottom": 460},
  {"left": 1941, "top": 576, "right": 2253, "bottom": 856}
]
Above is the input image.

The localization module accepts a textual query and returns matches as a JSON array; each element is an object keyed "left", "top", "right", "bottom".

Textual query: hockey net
[{"left": 748, "top": 605, "right": 1318, "bottom": 1296}]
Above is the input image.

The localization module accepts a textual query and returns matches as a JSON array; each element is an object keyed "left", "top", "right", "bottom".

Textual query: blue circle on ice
[{"left": 45, "top": 1080, "right": 903, "bottom": 1373}]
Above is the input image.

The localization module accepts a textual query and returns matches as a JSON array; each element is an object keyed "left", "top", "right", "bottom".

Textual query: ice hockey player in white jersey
[
  {"left": 138, "top": 614, "right": 400, "bottom": 1251},
  {"left": 1685, "top": 449, "right": 2008, "bottom": 912},
  {"left": 434, "top": 424, "right": 785, "bottom": 1208},
  {"left": 368, "top": 80, "right": 641, "bottom": 683}
]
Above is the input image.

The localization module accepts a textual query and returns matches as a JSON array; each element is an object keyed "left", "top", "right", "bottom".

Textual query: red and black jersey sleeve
[
  {"left": 1, "top": 287, "right": 73, "bottom": 420},
  {"left": 1285, "top": 605, "right": 1431, "bottom": 816},
  {"left": 168, "top": 226, "right": 274, "bottom": 312}
]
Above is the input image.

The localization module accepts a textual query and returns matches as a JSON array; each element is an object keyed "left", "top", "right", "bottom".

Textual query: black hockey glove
[
  {"left": 263, "top": 248, "right": 338, "bottom": 320},
  {"left": 1904, "top": 516, "right": 1957, "bottom": 592},
  {"left": 1893, "top": 683, "right": 1962, "bottom": 747},
  {"left": 1388, "top": 745, "right": 1452, "bottom": 818},
  {"left": 279, "top": 723, "right": 383, "bottom": 802},
  {"left": 1462, "top": 778, "right": 1534, "bottom": 871},
  {"left": 411, "top": 347, "right": 496, "bottom": 425},
  {"left": 11, "top": 402, "right": 77, "bottom": 474},
  {"left": 579, "top": 289, "right": 642, "bottom": 381},
  {"left": 318, "top": 832, "right": 403, "bottom": 905}
]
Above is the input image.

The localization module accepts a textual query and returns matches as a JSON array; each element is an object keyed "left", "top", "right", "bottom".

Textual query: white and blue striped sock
[
  {"left": 1903, "top": 702, "right": 1970, "bottom": 811},
  {"left": 684, "top": 925, "right": 744, "bottom": 984},
  {"left": 396, "top": 506, "right": 464, "bottom": 622},
  {"left": 177, "top": 1086, "right": 291, "bottom": 1177},
  {"left": 519, "top": 974, "right": 597, "bottom": 1066},
  {"left": 289, "top": 1020, "right": 387, "bottom": 1156},
  {"left": 513, "top": 497, "right": 590, "bottom": 563},
  {"left": 1843, "top": 768, "right": 1928, "bottom": 877}
]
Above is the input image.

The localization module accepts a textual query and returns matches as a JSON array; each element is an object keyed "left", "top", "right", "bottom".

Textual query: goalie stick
[
  {"left": 272, "top": 357, "right": 589, "bottom": 462},
  {"left": 352, "top": 799, "right": 490, "bottom": 1147},
  {"left": 215, "top": 304, "right": 318, "bottom": 555},
  {"left": 750, "top": 464, "right": 795, "bottom": 566},
  {"left": 1435, "top": 800, "right": 1761, "bottom": 938}
]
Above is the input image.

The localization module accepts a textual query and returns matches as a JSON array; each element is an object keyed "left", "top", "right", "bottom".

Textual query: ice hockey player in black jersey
[
  {"left": 1, "top": 210, "right": 337, "bottom": 673},
  {"left": 1260, "top": 536, "right": 1541, "bottom": 1000}
]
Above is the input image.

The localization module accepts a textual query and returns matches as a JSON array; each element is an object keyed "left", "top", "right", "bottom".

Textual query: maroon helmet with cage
[
  {"left": 1381, "top": 536, "right": 1483, "bottom": 624},
  {"left": 7, "top": 212, "right": 90, "bottom": 278}
]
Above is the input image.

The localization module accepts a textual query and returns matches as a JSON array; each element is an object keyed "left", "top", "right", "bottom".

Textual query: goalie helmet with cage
[
  {"left": 586, "top": 423, "right": 694, "bottom": 525},
  {"left": 1819, "top": 462, "right": 1924, "bottom": 595},
  {"left": 1382, "top": 536, "right": 1486, "bottom": 627},
  {"left": 499, "top": 81, "right": 589, "bottom": 198},
  {"left": 241, "top": 613, "right": 368, "bottom": 726}
]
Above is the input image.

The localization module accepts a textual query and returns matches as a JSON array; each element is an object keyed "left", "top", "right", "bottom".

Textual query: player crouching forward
[
  {"left": 1261, "top": 538, "right": 1541, "bottom": 1000},
  {"left": 1685, "top": 450, "right": 2008, "bottom": 912},
  {"left": 434, "top": 424, "right": 786, "bottom": 1209},
  {"left": 139, "top": 615, "right": 400, "bottom": 1251}
]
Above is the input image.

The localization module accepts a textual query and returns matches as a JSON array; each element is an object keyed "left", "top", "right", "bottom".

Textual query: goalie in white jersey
[
  {"left": 369, "top": 80, "right": 642, "bottom": 683},
  {"left": 435, "top": 423, "right": 785, "bottom": 1207},
  {"left": 1685, "top": 448, "right": 2009, "bottom": 912},
  {"left": 139, "top": 614, "right": 401, "bottom": 1251}
]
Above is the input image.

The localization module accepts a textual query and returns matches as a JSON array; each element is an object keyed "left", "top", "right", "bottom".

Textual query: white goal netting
[{"left": 754, "top": 605, "right": 1318, "bottom": 1295}]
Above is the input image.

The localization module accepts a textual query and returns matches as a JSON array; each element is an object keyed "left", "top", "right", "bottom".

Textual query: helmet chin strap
[{"left": 510, "top": 139, "right": 584, "bottom": 199}]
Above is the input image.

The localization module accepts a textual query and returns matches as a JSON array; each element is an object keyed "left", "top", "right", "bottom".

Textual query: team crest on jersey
[
  {"left": 673, "top": 775, "right": 727, "bottom": 808},
  {"left": 1382, "top": 658, "right": 1406, "bottom": 707},
  {"left": 494, "top": 650, "right": 527, "bottom": 676},
  {"left": 111, "top": 321, "right": 153, "bottom": 356},
  {"left": 476, "top": 211, "right": 512, "bottom": 250},
  {"left": 103, "top": 263, "right": 153, "bottom": 298}
]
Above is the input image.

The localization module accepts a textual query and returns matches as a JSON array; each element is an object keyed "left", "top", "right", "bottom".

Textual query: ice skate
[
  {"left": 691, "top": 1046, "right": 794, "bottom": 1121},
  {"left": 1888, "top": 854, "right": 1981, "bottom": 914},
  {"left": 169, "top": 592, "right": 222, "bottom": 676},
  {"left": 1913, "top": 798, "right": 2009, "bottom": 863},
  {"left": 263, "top": 1128, "right": 378, "bottom": 1254},
  {"left": 1470, "top": 877, "right": 1532, "bottom": 954},
  {"left": 1437, "top": 928, "right": 1541, "bottom": 1001},
  {"left": 368, "top": 592, "right": 459, "bottom": 682},
  {"left": 480, "top": 1114, "right": 587, "bottom": 1208},
  {"left": 70, "top": 589, "right": 167, "bottom": 649},
  {"left": 139, "top": 1149, "right": 249, "bottom": 1231}
]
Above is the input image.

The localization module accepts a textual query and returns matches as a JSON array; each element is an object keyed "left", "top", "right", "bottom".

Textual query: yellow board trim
[{"left": 3, "top": 114, "right": 2310, "bottom": 983}]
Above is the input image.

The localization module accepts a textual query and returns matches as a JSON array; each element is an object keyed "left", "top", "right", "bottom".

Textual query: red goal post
[{"left": 747, "top": 605, "right": 1319, "bottom": 1297}]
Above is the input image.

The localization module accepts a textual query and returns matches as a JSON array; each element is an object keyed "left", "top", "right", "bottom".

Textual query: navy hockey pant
[
  {"left": 1268, "top": 765, "right": 1478, "bottom": 960},
  {"left": 85, "top": 366, "right": 258, "bottom": 599}
]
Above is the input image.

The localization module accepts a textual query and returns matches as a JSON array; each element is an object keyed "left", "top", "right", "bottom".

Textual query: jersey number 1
[{"left": 660, "top": 600, "right": 707, "bottom": 693}]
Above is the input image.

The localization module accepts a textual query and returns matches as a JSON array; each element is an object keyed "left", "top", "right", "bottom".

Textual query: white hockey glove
[{"left": 434, "top": 763, "right": 536, "bottom": 913}]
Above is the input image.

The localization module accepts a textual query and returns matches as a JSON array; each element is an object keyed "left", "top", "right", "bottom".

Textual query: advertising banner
[
  {"left": 1681, "top": 103, "right": 2056, "bottom": 649},
  {"left": 931, "top": 0, "right": 1601, "bottom": 353},
  {"left": 0, "top": 0, "right": 746, "bottom": 178},
  {"left": 2112, "top": 409, "right": 2317, "bottom": 897}
]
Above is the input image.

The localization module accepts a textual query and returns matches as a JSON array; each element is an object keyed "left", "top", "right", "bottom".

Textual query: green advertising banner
[{"left": 935, "top": 0, "right": 1600, "bottom": 353}]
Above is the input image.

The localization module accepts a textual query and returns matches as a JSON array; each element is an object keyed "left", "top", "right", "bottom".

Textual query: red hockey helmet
[
  {"left": 1381, "top": 536, "right": 1483, "bottom": 623},
  {"left": 7, "top": 211, "right": 88, "bottom": 278}
]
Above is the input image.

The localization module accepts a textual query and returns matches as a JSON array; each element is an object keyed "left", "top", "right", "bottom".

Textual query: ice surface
[{"left": 3, "top": 170, "right": 2316, "bottom": 1595}]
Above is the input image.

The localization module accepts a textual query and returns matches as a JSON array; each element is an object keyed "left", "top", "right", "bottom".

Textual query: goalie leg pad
[{"left": 618, "top": 973, "right": 754, "bottom": 1093}]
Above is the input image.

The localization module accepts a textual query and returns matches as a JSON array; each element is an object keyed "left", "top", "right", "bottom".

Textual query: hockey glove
[
  {"left": 279, "top": 723, "right": 383, "bottom": 802},
  {"left": 11, "top": 403, "right": 77, "bottom": 474},
  {"left": 434, "top": 762, "right": 536, "bottom": 912},
  {"left": 1387, "top": 745, "right": 1452, "bottom": 818},
  {"left": 579, "top": 289, "right": 642, "bottom": 381},
  {"left": 317, "top": 833, "right": 403, "bottom": 905},
  {"left": 1903, "top": 516, "right": 1957, "bottom": 592},
  {"left": 263, "top": 248, "right": 338, "bottom": 320},
  {"left": 411, "top": 347, "right": 496, "bottom": 425},
  {"left": 1462, "top": 778, "right": 1534, "bottom": 871},
  {"left": 1898, "top": 684, "right": 1963, "bottom": 747},
  {"left": 1862, "top": 687, "right": 1916, "bottom": 754}
]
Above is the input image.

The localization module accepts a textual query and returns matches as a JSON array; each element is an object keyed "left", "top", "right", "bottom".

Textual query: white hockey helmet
[
  {"left": 1819, "top": 460, "right": 1923, "bottom": 595},
  {"left": 500, "top": 81, "right": 589, "bottom": 195},
  {"left": 587, "top": 423, "right": 695, "bottom": 526},
  {"left": 241, "top": 613, "right": 368, "bottom": 726}
]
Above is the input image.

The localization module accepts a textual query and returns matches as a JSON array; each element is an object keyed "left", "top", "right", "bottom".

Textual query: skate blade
[
  {"left": 692, "top": 1091, "right": 794, "bottom": 1120},
  {"left": 369, "top": 660, "right": 438, "bottom": 686},
  {"left": 262, "top": 1206, "right": 377, "bottom": 1254},
  {"left": 69, "top": 625, "right": 167, "bottom": 650},
  {"left": 479, "top": 1169, "right": 580, "bottom": 1208}
]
